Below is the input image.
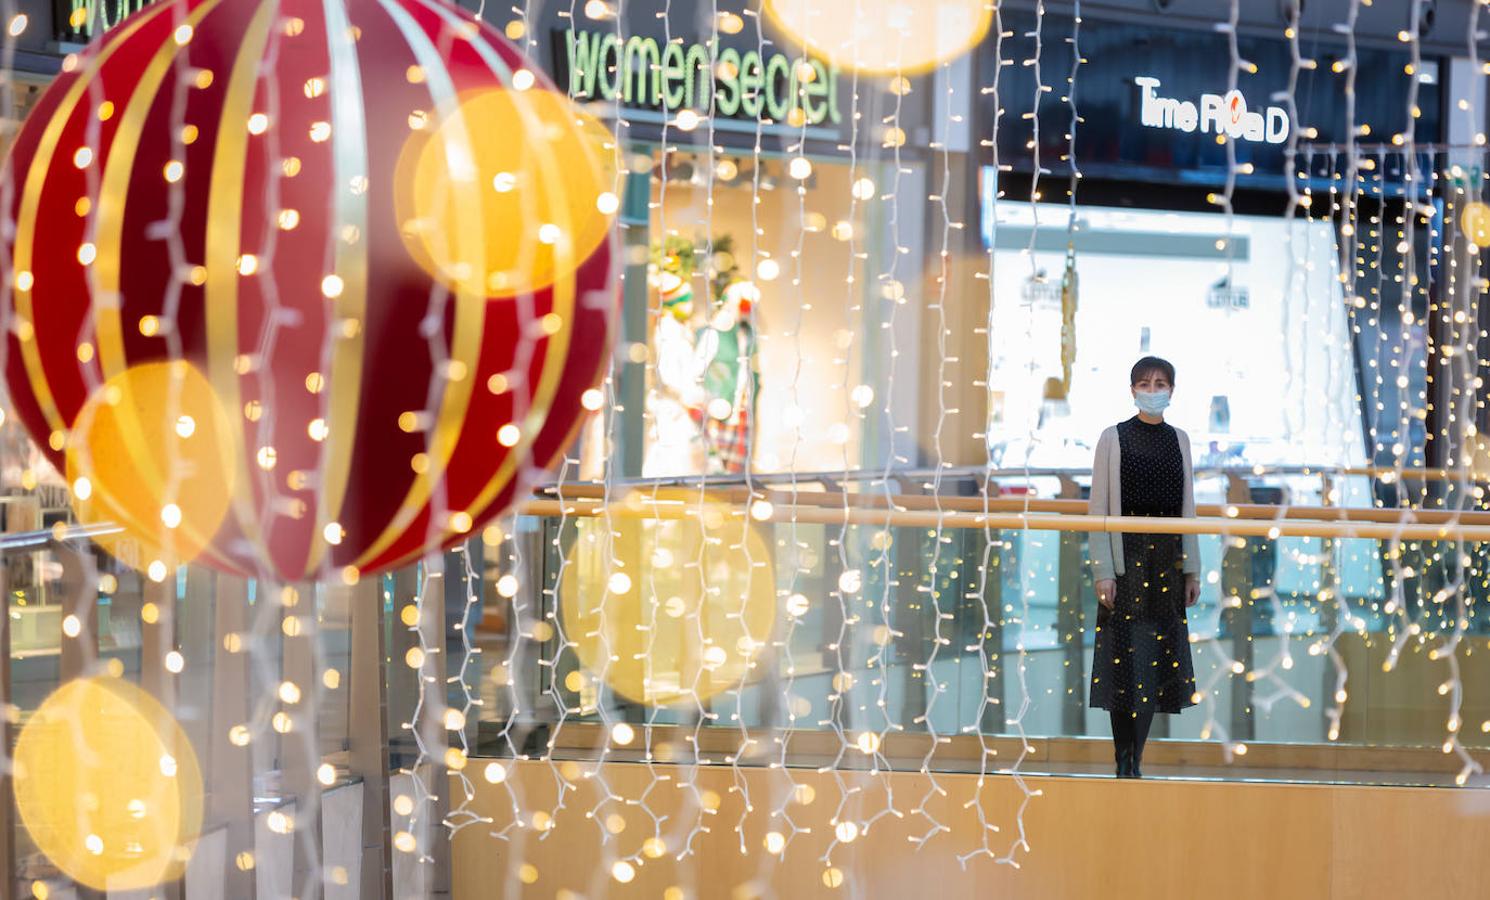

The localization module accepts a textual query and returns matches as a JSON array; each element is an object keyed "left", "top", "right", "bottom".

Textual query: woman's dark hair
[{"left": 1130, "top": 356, "right": 1176, "bottom": 386}]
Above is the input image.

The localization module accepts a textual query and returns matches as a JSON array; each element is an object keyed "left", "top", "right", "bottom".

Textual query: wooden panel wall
[{"left": 451, "top": 760, "right": 1490, "bottom": 899}]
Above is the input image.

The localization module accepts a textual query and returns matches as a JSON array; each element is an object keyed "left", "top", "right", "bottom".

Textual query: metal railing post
[{"left": 348, "top": 578, "right": 393, "bottom": 900}]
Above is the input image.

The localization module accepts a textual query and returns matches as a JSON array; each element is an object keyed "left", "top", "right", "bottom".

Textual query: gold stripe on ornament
[
  {"left": 302, "top": 0, "right": 372, "bottom": 576},
  {"left": 11, "top": 1, "right": 177, "bottom": 438},
  {"left": 399, "top": 0, "right": 584, "bottom": 554},
  {"left": 203, "top": 0, "right": 278, "bottom": 569},
  {"left": 95, "top": 0, "right": 223, "bottom": 380},
  {"left": 351, "top": 0, "right": 489, "bottom": 570},
  {"left": 91, "top": 0, "right": 231, "bottom": 568}
]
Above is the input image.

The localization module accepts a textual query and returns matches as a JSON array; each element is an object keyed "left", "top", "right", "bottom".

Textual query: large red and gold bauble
[{"left": 2, "top": 0, "right": 616, "bottom": 580}]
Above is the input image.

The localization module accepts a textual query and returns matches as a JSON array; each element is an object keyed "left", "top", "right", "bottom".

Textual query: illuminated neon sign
[
  {"left": 57, "top": 0, "right": 157, "bottom": 42},
  {"left": 1134, "top": 76, "right": 1289, "bottom": 145},
  {"left": 562, "top": 30, "right": 843, "bottom": 126}
]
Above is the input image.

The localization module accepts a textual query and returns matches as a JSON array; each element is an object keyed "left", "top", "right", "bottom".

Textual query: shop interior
[{"left": 636, "top": 149, "right": 882, "bottom": 478}]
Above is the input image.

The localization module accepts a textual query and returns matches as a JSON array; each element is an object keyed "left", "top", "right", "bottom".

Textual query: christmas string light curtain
[
  {"left": 0, "top": 0, "right": 616, "bottom": 895},
  {"left": 6, "top": 0, "right": 1490, "bottom": 898},
  {"left": 468, "top": 0, "right": 1055, "bottom": 889}
]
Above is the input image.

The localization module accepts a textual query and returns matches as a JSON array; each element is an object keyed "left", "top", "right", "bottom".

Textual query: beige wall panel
[{"left": 451, "top": 761, "right": 1487, "bottom": 899}]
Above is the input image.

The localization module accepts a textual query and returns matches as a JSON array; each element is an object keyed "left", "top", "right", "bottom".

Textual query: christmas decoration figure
[
  {"left": 644, "top": 264, "right": 708, "bottom": 476},
  {"left": 695, "top": 279, "right": 760, "bottom": 474}
]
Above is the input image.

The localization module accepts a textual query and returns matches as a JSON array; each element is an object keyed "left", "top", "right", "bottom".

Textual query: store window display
[
  {"left": 637, "top": 155, "right": 880, "bottom": 477},
  {"left": 642, "top": 234, "right": 764, "bottom": 477},
  {"left": 695, "top": 279, "right": 761, "bottom": 474},
  {"left": 644, "top": 245, "right": 709, "bottom": 477}
]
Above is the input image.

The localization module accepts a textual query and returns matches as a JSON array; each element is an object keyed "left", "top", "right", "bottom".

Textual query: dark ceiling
[{"left": 1000, "top": 1, "right": 1481, "bottom": 57}]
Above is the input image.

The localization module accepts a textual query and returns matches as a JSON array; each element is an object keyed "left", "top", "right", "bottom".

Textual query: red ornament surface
[{"left": 2, "top": 0, "right": 614, "bottom": 580}]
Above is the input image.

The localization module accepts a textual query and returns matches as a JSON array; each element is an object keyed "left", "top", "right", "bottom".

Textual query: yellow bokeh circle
[
  {"left": 560, "top": 490, "right": 776, "bottom": 706},
  {"left": 66, "top": 362, "right": 236, "bottom": 572},
  {"left": 395, "top": 88, "right": 617, "bottom": 298},
  {"left": 764, "top": 0, "right": 991, "bottom": 75},
  {"left": 1462, "top": 201, "right": 1490, "bottom": 248},
  {"left": 14, "top": 677, "right": 204, "bottom": 891}
]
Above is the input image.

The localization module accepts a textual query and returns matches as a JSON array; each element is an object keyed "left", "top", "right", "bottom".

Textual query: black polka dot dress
[{"left": 1089, "top": 416, "right": 1198, "bottom": 716}]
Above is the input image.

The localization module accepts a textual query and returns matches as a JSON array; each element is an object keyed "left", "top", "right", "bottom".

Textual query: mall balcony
[
  {"left": 6, "top": 0, "right": 1490, "bottom": 898},
  {"left": 5, "top": 460, "right": 1490, "bottom": 897}
]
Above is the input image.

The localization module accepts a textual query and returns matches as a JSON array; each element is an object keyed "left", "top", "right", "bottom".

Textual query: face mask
[{"left": 1135, "top": 389, "right": 1171, "bottom": 416}]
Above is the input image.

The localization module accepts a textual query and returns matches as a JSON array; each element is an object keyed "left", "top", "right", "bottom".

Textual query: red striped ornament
[{"left": 2, "top": 0, "right": 615, "bottom": 580}]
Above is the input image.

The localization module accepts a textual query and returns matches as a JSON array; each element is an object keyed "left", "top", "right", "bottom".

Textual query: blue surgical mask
[{"left": 1135, "top": 390, "right": 1171, "bottom": 416}]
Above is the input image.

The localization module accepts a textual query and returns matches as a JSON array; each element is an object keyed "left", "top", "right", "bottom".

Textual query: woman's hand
[
  {"left": 1185, "top": 575, "right": 1201, "bottom": 608},
  {"left": 1096, "top": 579, "right": 1116, "bottom": 610}
]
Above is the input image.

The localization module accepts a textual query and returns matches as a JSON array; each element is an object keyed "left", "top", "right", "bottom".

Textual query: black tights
[{"left": 1110, "top": 709, "right": 1155, "bottom": 758}]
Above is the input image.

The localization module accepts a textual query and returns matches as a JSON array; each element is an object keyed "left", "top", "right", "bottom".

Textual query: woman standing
[{"left": 1088, "top": 356, "right": 1200, "bottom": 778}]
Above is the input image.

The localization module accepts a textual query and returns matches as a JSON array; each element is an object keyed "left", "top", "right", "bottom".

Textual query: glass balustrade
[
  {"left": 6, "top": 466, "right": 1488, "bottom": 890},
  {"left": 444, "top": 471, "right": 1490, "bottom": 786}
]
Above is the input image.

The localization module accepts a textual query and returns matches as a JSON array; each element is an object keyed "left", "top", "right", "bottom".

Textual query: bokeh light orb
[
  {"left": 764, "top": 0, "right": 992, "bottom": 74},
  {"left": 14, "top": 677, "right": 204, "bottom": 891},
  {"left": 65, "top": 362, "right": 235, "bottom": 572},
  {"left": 560, "top": 490, "right": 776, "bottom": 706},
  {"left": 1461, "top": 200, "right": 1490, "bottom": 248},
  {"left": 397, "top": 88, "right": 616, "bottom": 298},
  {"left": 2, "top": 0, "right": 616, "bottom": 581}
]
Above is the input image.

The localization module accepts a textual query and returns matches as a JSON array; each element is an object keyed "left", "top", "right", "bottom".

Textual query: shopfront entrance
[{"left": 527, "top": 0, "right": 933, "bottom": 479}]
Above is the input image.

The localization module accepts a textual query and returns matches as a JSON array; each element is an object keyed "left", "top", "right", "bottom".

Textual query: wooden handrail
[
  {"left": 531, "top": 486, "right": 1490, "bottom": 526},
  {"left": 536, "top": 463, "right": 1487, "bottom": 489},
  {"left": 517, "top": 499, "right": 1490, "bottom": 542}
]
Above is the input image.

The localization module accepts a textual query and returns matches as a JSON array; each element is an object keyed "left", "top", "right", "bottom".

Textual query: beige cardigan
[{"left": 1087, "top": 422, "right": 1201, "bottom": 582}]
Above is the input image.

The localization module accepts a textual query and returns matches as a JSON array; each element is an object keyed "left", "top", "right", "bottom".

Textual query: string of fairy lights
[
  {"left": 760, "top": 0, "right": 818, "bottom": 876},
  {"left": 764, "top": 0, "right": 811, "bottom": 872},
  {"left": 1188, "top": 0, "right": 1259, "bottom": 763},
  {"left": 1290, "top": 0, "right": 1490, "bottom": 789},
  {"left": 1278, "top": 5, "right": 1349, "bottom": 745},
  {"left": 856, "top": 30, "right": 908, "bottom": 865},
  {"left": 461, "top": 0, "right": 1478, "bottom": 888},
  {"left": 402, "top": 0, "right": 509, "bottom": 875},
  {"left": 713, "top": 0, "right": 755, "bottom": 870},
  {"left": 997, "top": 0, "right": 1047, "bottom": 866},
  {"left": 1380, "top": 0, "right": 1422, "bottom": 737},
  {"left": 854, "top": 38, "right": 911, "bottom": 864},
  {"left": 511, "top": 0, "right": 632, "bottom": 887},
  {"left": 964, "top": 1, "right": 1012, "bottom": 868},
  {"left": 230, "top": 7, "right": 325, "bottom": 887},
  {"left": 10, "top": 1, "right": 1490, "bottom": 898},
  {"left": 818, "top": 18, "right": 865, "bottom": 880},
  {"left": 907, "top": 38, "right": 958, "bottom": 857},
  {"left": 1445, "top": 0, "right": 1489, "bottom": 788},
  {"left": 167, "top": 4, "right": 333, "bottom": 890}
]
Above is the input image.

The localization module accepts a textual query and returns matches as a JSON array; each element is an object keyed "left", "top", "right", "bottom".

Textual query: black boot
[
  {"left": 1132, "top": 709, "right": 1154, "bottom": 779},
  {"left": 1110, "top": 710, "right": 1137, "bottom": 778},
  {"left": 1131, "top": 751, "right": 1143, "bottom": 779}
]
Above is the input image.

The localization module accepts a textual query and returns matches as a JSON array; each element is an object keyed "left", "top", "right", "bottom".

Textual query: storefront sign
[
  {"left": 561, "top": 30, "right": 843, "bottom": 126},
  {"left": 1134, "top": 76, "right": 1288, "bottom": 144},
  {"left": 981, "top": 11, "right": 1439, "bottom": 189},
  {"left": 55, "top": 0, "right": 156, "bottom": 43}
]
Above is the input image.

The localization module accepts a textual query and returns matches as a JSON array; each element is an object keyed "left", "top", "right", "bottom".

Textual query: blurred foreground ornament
[
  {"left": 764, "top": 0, "right": 991, "bottom": 74},
  {"left": 14, "top": 677, "right": 204, "bottom": 891},
  {"left": 1461, "top": 200, "right": 1490, "bottom": 248},
  {"left": 3, "top": 0, "right": 616, "bottom": 580},
  {"left": 559, "top": 489, "right": 775, "bottom": 706},
  {"left": 1469, "top": 434, "right": 1490, "bottom": 483}
]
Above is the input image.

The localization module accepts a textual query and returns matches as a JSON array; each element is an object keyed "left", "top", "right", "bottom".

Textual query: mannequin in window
[
  {"left": 643, "top": 273, "right": 708, "bottom": 477},
  {"left": 694, "top": 280, "right": 760, "bottom": 474}
]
